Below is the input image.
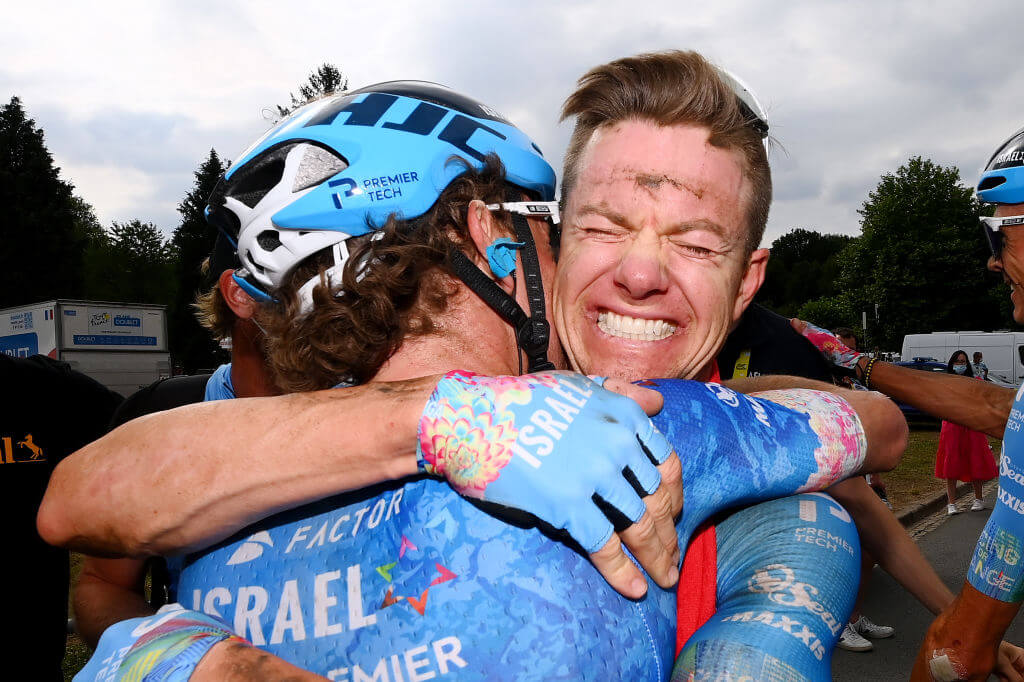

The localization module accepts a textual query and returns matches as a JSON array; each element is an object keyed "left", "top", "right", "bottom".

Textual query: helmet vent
[
  {"left": 257, "top": 230, "right": 283, "bottom": 252},
  {"left": 293, "top": 144, "right": 348, "bottom": 192},
  {"left": 230, "top": 157, "right": 286, "bottom": 208},
  {"left": 978, "top": 176, "right": 1006, "bottom": 191}
]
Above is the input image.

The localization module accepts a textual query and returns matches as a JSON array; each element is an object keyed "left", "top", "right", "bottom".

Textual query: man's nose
[
  {"left": 988, "top": 254, "right": 1003, "bottom": 273},
  {"left": 614, "top": 234, "right": 669, "bottom": 299}
]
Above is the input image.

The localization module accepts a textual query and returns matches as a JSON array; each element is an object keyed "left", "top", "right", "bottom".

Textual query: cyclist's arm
[
  {"left": 911, "top": 583, "right": 1021, "bottom": 681},
  {"left": 725, "top": 375, "right": 908, "bottom": 474},
  {"left": 852, "top": 358, "right": 1013, "bottom": 439},
  {"left": 829, "top": 477, "right": 954, "bottom": 615},
  {"left": 40, "top": 373, "right": 676, "bottom": 602},
  {"left": 194, "top": 641, "right": 329, "bottom": 681},
  {"left": 40, "top": 376, "right": 439, "bottom": 557},
  {"left": 74, "top": 557, "right": 152, "bottom": 647}
]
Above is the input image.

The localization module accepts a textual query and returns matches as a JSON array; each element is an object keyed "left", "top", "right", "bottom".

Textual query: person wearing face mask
[{"left": 937, "top": 350, "right": 998, "bottom": 515}]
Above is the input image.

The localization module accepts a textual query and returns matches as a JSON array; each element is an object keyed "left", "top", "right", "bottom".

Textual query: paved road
[{"left": 832, "top": 486, "right": 1024, "bottom": 680}]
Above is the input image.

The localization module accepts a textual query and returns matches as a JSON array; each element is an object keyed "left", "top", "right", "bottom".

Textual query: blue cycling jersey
[
  {"left": 968, "top": 383, "right": 1024, "bottom": 602},
  {"left": 172, "top": 379, "right": 865, "bottom": 680}
]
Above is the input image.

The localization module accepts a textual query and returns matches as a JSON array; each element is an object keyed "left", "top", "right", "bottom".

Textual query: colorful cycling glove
[{"left": 418, "top": 370, "right": 674, "bottom": 553}]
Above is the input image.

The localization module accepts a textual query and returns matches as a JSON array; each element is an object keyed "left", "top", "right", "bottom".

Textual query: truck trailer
[{"left": 0, "top": 299, "right": 170, "bottom": 397}]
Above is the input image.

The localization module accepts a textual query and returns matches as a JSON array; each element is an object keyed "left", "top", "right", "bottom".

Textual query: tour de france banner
[{"left": 62, "top": 305, "right": 166, "bottom": 351}]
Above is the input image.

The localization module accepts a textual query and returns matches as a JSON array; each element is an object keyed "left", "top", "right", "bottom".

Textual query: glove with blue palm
[{"left": 418, "top": 370, "right": 676, "bottom": 594}]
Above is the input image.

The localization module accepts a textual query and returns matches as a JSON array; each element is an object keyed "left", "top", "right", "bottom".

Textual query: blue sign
[
  {"left": 0, "top": 332, "right": 39, "bottom": 358},
  {"left": 72, "top": 335, "right": 157, "bottom": 346}
]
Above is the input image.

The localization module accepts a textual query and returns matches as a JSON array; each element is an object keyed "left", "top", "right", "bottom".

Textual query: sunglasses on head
[
  {"left": 980, "top": 215, "right": 1024, "bottom": 258},
  {"left": 714, "top": 67, "right": 770, "bottom": 141}
]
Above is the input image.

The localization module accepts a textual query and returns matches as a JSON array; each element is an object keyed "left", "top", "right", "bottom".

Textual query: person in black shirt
[
  {"left": 719, "top": 303, "right": 834, "bottom": 383},
  {"left": 0, "top": 354, "right": 122, "bottom": 680}
]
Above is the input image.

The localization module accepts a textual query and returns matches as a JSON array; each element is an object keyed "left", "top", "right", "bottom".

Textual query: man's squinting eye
[
  {"left": 578, "top": 224, "right": 627, "bottom": 240},
  {"left": 669, "top": 233, "right": 726, "bottom": 258}
]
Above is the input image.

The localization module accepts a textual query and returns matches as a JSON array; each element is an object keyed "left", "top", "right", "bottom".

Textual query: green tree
[
  {"left": 812, "top": 157, "right": 1009, "bottom": 349},
  {"left": 167, "top": 149, "right": 228, "bottom": 373},
  {"left": 276, "top": 63, "right": 348, "bottom": 118},
  {"left": 86, "top": 220, "right": 175, "bottom": 304},
  {"left": 0, "top": 96, "right": 87, "bottom": 307},
  {"left": 756, "top": 228, "right": 854, "bottom": 318}
]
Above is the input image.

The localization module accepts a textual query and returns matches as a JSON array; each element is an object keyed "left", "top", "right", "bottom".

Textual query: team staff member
[{"left": 1, "top": 353, "right": 121, "bottom": 680}]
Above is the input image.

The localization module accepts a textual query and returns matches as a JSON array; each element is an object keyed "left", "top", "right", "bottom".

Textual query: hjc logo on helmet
[{"left": 306, "top": 92, "right": 510, "bottom": 165}]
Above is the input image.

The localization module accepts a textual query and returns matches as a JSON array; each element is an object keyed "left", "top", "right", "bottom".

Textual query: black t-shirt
[
  {"left": 718, "top": 303, "right": 834, "bottom": 383},
  {"left": 108, "top": 374, "right": 211, "bottom": 429},
  {"left": 0, "top": 354, "right": 122, "bottom": 678}
]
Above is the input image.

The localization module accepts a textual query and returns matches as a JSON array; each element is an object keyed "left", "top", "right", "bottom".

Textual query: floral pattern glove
[{"left": 418, "top": 370, "right": 674, "bottom": 553}]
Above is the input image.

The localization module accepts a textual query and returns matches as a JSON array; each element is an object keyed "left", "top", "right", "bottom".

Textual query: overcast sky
[{"left": 3, "top": 1, "right": 1022, "bottom": 247}]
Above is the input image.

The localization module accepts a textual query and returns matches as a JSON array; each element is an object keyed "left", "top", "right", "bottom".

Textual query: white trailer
[
  {"left": 901, "top": 331, "right": 1024, "bottom": 386},
  {"left": 0, "top": 299, "right": 171, "bottom": 397}
]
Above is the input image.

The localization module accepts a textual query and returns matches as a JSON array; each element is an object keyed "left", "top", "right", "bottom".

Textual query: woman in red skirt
[{"left": 935, "top": 350, "right": 999, "bottom": 514}]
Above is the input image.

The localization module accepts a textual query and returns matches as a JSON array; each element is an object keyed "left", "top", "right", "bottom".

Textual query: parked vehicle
[
  {"left": 0, "top": 299, "right": 170, "bottom": 397},
  {"left": 901, "top": 331, "right": 1024, "bottom": 386},
  {"left": 892, "top": 360, "right": 947, "bottom": 421}
]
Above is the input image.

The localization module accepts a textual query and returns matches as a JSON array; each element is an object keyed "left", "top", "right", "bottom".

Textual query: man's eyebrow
[
  {"left": 573, "top": 203, "right": 630, "bottom": 226},
  {"left": 573, "top": 205, "right": 735, "bottom": 242},
  {"left": 675, "top": 219, "right": 729, "bottom": 240}
]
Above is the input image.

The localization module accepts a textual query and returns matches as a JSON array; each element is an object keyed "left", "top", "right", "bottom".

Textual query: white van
[{"left": 901, "top": 331, "right": 1024, "bottom": 386}]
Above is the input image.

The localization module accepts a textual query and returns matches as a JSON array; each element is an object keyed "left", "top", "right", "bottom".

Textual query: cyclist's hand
[
  {"left": 419, "top": 370, "right": 678, "bottom": 598},
  {"left": 792, "top": 318, "right": 864, "bottom": 370}
]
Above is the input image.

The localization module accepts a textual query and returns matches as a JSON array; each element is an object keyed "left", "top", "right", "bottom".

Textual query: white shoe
[
  {"left": 854, "top": 615, "right": 895, "bottom": 639},
  {"left": 971, "top": 499, "right": 985, "bottom": 511},
  {"left": 837, "top": 622, "right": 873, "bottom": 651},
  {"left": 947, "top": 504, "right": 959, "bottom": 515}
]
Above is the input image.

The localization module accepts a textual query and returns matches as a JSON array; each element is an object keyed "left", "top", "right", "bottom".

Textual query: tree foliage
[
  {"left": 0, "top": 96, "right": 87, "bottom": 307},
  {"left": 797, "top": 157, "right": 1011, "bottom": 349},
  {"left": 85, "top": 220, "right": 175, "bottom": 304},
  {"left": 277, "top": 63, "right": 348, "bottom": 118},
  {"left": 756, "top": 228, "right": 853, "bottom": 318},
  {"left": 167, "top": 149, "right": 228, "bottom": 372}
]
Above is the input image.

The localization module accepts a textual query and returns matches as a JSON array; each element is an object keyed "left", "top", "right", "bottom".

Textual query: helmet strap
[{"left": 449, "top": 190, "right": 554, "bottom": 373}]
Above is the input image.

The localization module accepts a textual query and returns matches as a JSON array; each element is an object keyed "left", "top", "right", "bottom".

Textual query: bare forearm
[
  {"left": 194, "top": 640, "right": 329, "bottom": 681},
  {"left": 911, "top": 583, "right": 1021, "bottom": 681},
  {"left": 829, "top": 477, "right": 954, "bottom": 615},
  {"left": 74, "top": 557, "right": 152, "bottom": 647},
  {"left": 39, "top": 376, "right": 439, "bottom": 557},
  {"left": 863, "top": 360, "right": 1012, "bottom": 438}
]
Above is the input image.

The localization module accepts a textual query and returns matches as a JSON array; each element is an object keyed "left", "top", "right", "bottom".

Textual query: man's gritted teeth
[{"left": 596, "top": 310, "right": 678, "bottom": 342}]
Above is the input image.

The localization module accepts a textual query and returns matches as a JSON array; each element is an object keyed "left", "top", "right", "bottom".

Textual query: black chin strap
[{"left": 449, "top": 189, "right": 554, "bottom": 373}]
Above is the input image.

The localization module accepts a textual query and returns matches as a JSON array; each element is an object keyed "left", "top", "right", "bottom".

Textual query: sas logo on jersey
[{"left": 226, "top": 531, "right": 274, "bottom": 565}]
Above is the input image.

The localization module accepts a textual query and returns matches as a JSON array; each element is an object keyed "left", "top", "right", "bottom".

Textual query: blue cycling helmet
[
  {"left": 977, "top": 126, "right": 1024, "bottom": 204},
  {"left": 207, "top": 80, "right": 559, "bottom": 371}
]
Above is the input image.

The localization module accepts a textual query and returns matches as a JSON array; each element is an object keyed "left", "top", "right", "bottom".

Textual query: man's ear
[
  {"left": 220, "top": 270, "right": 259, "bottom": 320},
  {"left": 464, "top": 199, "right": 515, "bottom": 291},
  {"left": 732, "top": 248, "right": 769, "bottom": 322}
]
